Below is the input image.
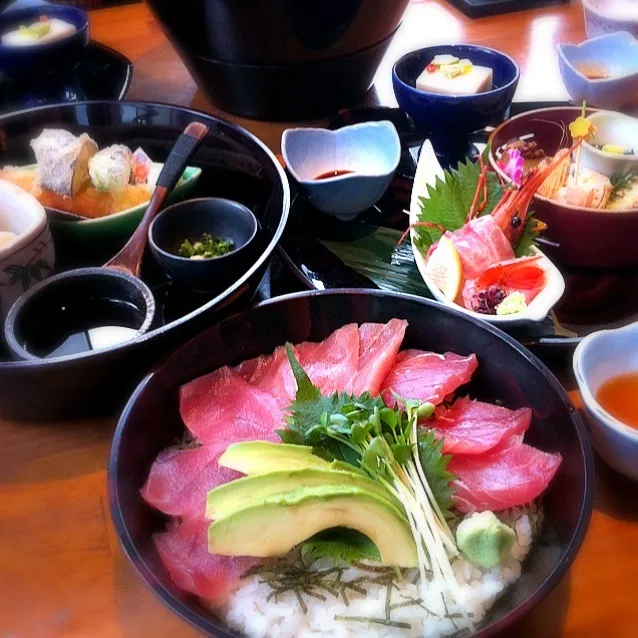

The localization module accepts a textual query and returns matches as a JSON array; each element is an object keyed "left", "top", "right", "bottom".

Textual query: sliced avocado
[
  {"left": 218, "top": 441, "right": 330, "bottom": 474},
  {"left": 208, "top": 485, "right": 418, "bottom": 568},
  {"left": 329, "top": 460, "right": 366, "bottom": 476},
  {"left": 206, "top": 467, "right": 403, "bottom": 519}
]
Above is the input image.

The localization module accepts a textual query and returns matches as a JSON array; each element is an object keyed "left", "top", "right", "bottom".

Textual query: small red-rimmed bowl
[{"left": 489, "top": 106, "right": 638, "bottom": 268}]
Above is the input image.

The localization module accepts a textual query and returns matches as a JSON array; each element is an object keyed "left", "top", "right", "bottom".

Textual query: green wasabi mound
[{"left": 456, "top": 511, "right": 515, "bottom": 569}]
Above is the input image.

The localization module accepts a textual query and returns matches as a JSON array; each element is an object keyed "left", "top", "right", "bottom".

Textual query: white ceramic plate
[{"left": 408, "top": 140, "right": 565, "bottom": 326}]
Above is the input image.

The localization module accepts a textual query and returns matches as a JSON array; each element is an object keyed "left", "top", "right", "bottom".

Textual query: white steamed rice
[{"left": 219, "top": 505, "right": 541, "bottom": 638}]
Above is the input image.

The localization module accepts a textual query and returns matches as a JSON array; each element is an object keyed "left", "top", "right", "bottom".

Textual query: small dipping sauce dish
[
  {"left": 281, "top": 121, "right": 400, "bottom": 221},
  {"left": 574, "top": 322, "right": 638, "bottom": 479}
]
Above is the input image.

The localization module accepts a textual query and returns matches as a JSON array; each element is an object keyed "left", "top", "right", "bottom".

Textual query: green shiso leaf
[
  {"left": 301, "top": 529, "right": 381, "bottom": 565},
  {"left": 413, "top": 148, "right": 503, "bottom": 254},
  {"left": 284, "top": 343, "right": 320, "bottom": 402},
  {"left": 514, "top": 216, "right": 541, "bottom": 258},
  {"left": 414, "top": 145, "right": 540, "bottom": 257},
  {"left": 281, "top": 345, "right": 382, "bottom": 466},
  {"left": 417, "top": 429, "right": 457, "bottom": 521}
]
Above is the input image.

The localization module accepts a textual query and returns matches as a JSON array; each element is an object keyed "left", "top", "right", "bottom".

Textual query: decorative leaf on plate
[
  {"left": 413, "top": 151, "right": 503, "bottom": 254},
  {"left": 301, "top": 530, "right": 381, "bottom": 565},
  {"left": 320, "top": 226, "right": 432, "bottom": 297}
]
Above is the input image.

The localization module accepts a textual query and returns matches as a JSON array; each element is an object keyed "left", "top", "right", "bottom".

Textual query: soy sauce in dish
[
  {"left": 314, "top": 169, "right": 355, "bottom": 180},
  {"left": 596, "top": 372, "right": 638, "bottom": 429},
  {"left": 20, "top": 297, "right": 145, "bottom": 358},
  {"left": 575, "top": 63, "right": 610, "bottom": 80}
]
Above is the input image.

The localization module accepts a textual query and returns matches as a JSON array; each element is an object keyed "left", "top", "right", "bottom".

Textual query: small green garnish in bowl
[{"left": 178, "top": 233, "right": 234, "bottom": 260}]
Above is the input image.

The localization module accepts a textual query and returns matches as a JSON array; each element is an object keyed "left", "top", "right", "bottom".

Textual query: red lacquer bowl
[{"left": 489, "top": 107, "right": 638, "bottom": 268}]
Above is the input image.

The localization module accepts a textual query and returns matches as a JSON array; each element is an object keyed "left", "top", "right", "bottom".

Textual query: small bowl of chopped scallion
[{"left": 149, "top": 197, "right": 258, "bottom": 291}]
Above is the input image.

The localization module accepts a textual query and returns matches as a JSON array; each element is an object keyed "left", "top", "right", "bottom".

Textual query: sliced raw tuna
[
  {"left": 236, "top": 345, "right": 298, "bottom": 409},
  {"left": 449, "top": 435, "right": 562, "bottom": 512},
  {"left": 154, "top": 516, "right": 257, "bottom": 605},
  {"left": 349, "top": 319, "right": 408, "bottom": 396},
  {"left": 180, "top": 367, "right": 283, "bottom": 444},
  {"left": 296, "top": 323, "right": 360, "bottom": 395},
  {"left": 141, "top": 442, "right": 240, "bottom": 519},
  {"left": 380, "top": 350, "right": 478, "bottom": 406},
  {"left": 429, "top": 397, "right": 532, "bottom": 455}
]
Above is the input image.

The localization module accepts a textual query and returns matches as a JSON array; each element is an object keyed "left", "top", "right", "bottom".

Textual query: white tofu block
[
  {"left": 1, "top": 18, "right": 77, "bottom": 47},
  {"left": 416, "top": 65, "right": 493, "bottom": 96}
]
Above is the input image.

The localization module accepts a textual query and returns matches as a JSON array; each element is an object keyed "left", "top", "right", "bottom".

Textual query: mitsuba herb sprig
[{"left": 278, "top": 344, "right": 472, "bottom": 628}]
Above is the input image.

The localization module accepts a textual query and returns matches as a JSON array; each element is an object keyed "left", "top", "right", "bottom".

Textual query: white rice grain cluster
[{"left": 221, "top": 505, "right": 540, "bottom": 638}]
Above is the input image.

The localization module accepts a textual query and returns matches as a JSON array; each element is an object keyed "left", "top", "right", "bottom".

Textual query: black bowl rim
[
  {"left": 107, "top": 288, "right": 595, "bottom": 638},
  {"left": 189, "top": 26, "right": 400, "bottom": 71},
  {"left": 0, "top": 5, "right": 89, "bottom": 55},
  {"left": 148, "top": 197, "right": 259, "bottom": 265},
  {"left": 0, "top": 100, "right": 290, "bottom": 370},
  {"left": 4, "top": 266, "right": 156, "bottom": 361},
  {"left": 392, "top": 44, "right": 521, "bottom": 101}
]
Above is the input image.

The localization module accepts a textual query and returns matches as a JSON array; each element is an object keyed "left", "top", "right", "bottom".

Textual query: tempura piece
[
  {"left": 89, "top": 145, "right": 133, "bottom": 192},
  {"left": 30, "top": 129, "right": 98, "bottom": 196}
]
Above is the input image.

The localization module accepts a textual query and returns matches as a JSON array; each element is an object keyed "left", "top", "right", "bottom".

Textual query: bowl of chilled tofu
[
  {"left": 392, "top": 45, "right": 520, "bottom": 154},
  {"left": 0, "top": 4, "right": 89, "bottom": 77}
]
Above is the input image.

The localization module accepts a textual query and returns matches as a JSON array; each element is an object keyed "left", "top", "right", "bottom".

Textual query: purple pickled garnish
[{"left": 471, "top": 285, "right": 507, "bottom": 314}]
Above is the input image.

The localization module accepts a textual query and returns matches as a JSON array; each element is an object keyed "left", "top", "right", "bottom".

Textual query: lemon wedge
[{"left": 423, "top": 235, "right": 462, "bottom": 300}]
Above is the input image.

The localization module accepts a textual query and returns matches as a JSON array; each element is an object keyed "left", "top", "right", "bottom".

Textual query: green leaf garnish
[
  {"left": 417, "top": 429, "right": 457, "bottom": 521},
  {"left": 282, "top": 344, "right": 382, "bottom": 466},
  {"left": 301, "top": 529, "right": 381, "bottom": 565},
  {"left": 413, "top": 149, "right": 503, "bottom": 253},
  {"left": 610, "top": 170, "right": 638, "bottom": 201},
  {"left": 413, "top": 147, "right": 539, "bottom": 257}
]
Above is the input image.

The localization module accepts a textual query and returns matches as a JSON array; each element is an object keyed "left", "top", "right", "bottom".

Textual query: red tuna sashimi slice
[
  {"left": 445, "top": 216, "right": 515, "bottom": 280},
  {"left": 380, "top": 350, "right": 478, "bottom": 407},
  {"left": 430, "top": 397, "right": 532, "bottom": 455},
  {"left": 349, "top": 319, "right": 408, "bottom": 396},
  {"left": 141, "top": 442, "right": 240, "bottom": 519},
  {"left": 180, "top": 367, "right": 283, "bottom": 444},
  {"left": 235, "top": 345, "right": 298, "bottom": 410},
  {"left": 449, "top": 435, "right": 562, "bottom": 512},
  {"left": 296, "top": 323, "right": 360, "bottom": 395},
  {"left": 154, "top": 516, "right": 257, "bottom": 605}
]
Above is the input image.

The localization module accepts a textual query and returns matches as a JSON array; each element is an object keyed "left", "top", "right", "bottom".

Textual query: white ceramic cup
[
  {"left": 573, "top": 322, "right": 638, "bottom": 479},
  {"left": 0, "top": 180, "right": 55, "bottom": 326}
]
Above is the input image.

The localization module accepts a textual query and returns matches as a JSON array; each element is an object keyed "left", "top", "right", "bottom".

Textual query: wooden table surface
[{"left": 2, "top": 1, "right": 637, "bottom": 636}]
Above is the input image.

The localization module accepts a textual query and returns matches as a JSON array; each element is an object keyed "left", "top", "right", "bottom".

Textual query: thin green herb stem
[{"left": 411, "top": 419, "right": 456, "bottom": 544}]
